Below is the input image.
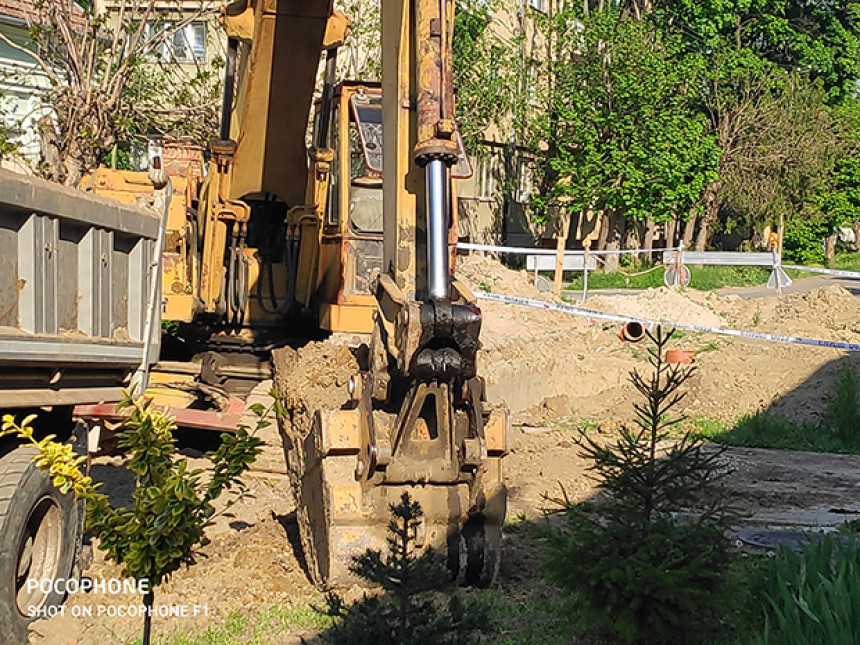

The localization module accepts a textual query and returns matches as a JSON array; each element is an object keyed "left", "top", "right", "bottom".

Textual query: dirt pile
[
  {"left": 722, "top": 284, "right": 860, "bottom": 339},
  {"left": 458, "top": 256, "right": 860, "bottom": 427},
  {"left": 456, "top": 253, "right": 551, "bottom": 299},
  {"left": 272, "top": 341, "right": 358, "bottom": 429},
  {"left": 587, "top": 287, "right": 724, "bottom": 328},
  {"left": 270, "top": 340, "right": 361, "bottom": 589},
  {"left": 456, "top": 256, "right": 630, "bottom": 420}
]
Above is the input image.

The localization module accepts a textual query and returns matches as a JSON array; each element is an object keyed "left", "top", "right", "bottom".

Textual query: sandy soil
[{"left": 28, "top": 256, "right": 860, "bottom": 644}]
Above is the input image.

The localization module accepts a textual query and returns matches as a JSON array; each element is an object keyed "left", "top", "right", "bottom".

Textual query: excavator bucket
[{"left": 273, "top": 335, "right": 509, "bottom": 587}]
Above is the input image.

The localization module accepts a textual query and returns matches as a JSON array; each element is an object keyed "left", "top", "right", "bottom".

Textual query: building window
[
  {"left": 516, "top": 158, "right": 533, "bottom": 203},
  {"left": 477, "top": 155, "right": 497, "bottom": 201},
  {"left": 147, "top": 21, "right": 207, "bottom": 63},
  {"left": 526, "top": 60, "right": 540, "bottom": 105},
  {"left": 527, "top": 0, "right": 547, "bottom": 13}
]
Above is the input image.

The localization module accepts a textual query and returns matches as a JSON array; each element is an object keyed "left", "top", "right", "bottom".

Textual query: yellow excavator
[{"left": 87, "top": 0, "right": 509, "bottom": 587}]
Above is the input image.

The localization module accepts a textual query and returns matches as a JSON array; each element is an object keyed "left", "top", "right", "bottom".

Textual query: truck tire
[{"left": 0, "top": 446, "right": 80, "bottom": 644}]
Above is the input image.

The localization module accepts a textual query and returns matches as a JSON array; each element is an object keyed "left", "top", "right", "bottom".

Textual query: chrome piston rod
[{"left": 426, "top": 158, "right": 450, "bottom": 300}]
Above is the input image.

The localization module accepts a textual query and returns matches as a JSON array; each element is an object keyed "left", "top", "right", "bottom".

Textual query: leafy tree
[
  {"left": 0, "top": 0, "right": 221, "bottom": 185},
  {"left": 653, "top": 0, "right": 860, "bottom": 249},
  {"left": 453, "top": 0, "right": 519, "bottom": 153},
  {"left": 720, "top": 77, "right": 854, "bottom": 261},
  {"left": 1, "top": 393, "right": 265, "bottom": 645},
  {"left": 536, "top": 8, "right": 719, "bottom": 266}
]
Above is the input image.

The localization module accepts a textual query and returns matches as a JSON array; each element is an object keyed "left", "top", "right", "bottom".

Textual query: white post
[{"left": 582, "top": 241, "right": 591, "bottom": 302}]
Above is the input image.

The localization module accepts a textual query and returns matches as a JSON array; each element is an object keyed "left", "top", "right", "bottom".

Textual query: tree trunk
[
  {"left": 603, "top": 210, "right": 625, "bottom": 272},
  {"left": 643, "top": 219, "right": 656, "bottom": 263},
  {"left": 665, "top": 219, "right": 677, "bottom": 249},
  {"left": 62, "top": 156, "right": 83, "bottom": 188},
  {"left": 553, "top": 210, "right": 572, "bottom": 296},
  {"left": 825, "top": 234, "right": 837, "bottom": 264},
  {"left": 852, "top": 222, "right": 860, "bottom": 252},
  {"left": 626, "top": 220, "right": 642, "bottom": 254},
  {"left": 38, "top": 115, "right": 63, "bottom": 183},
  {"left": 596, "top": 209, "right": 610, "bottom": 251},
  {"left": 682, "top": 214, "right": 697, "bottom": 248},
  {"left": 695, "top": 180, "right": 722, "bottom": 251}
]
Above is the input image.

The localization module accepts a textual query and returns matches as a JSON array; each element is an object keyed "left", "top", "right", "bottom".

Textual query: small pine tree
[
  {"left": 322, "top": 493, "right": 489, "bottom": 645},
  {"left": 543, "top": 327, "right": 737, "bottom": 644}
]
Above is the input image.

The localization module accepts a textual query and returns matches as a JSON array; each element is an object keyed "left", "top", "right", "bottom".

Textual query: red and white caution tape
[
  {"left": 476, "top": 291, "right": 860, "bottom": 352},
  {"left": 783, "top": 265, "right": 860, "bottom": 279}
]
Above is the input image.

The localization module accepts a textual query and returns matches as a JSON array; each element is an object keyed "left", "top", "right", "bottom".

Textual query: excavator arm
[{"left": 279, "top": 0, "right": 510, "bottom": 586}]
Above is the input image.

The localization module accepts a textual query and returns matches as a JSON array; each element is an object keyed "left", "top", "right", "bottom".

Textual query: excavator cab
[{"left": 313, "top": 83, "right": 385, "bottom": 334}]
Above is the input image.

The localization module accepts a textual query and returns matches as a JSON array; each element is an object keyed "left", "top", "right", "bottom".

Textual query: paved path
[{"left": 716, "top": 274, "right": 860, "bottom": 299}]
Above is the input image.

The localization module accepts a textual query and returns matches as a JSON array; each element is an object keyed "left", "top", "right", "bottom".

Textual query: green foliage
[
  {"left": 654, "top": 0, "right": 860, "bottom": 105},
  {"left": 751, "top": 536, "right": 860, "bottom": 645},
  {"left": 833, "top": 251, "right": 860, "bottom": 271},
  {"left": 825, "top": 363, "right": 860, "bottom": 449},
  {"left": 537, "top": 9, "right": 719, "bottom": 227},
  {"left": 322, "top": 493, "right": 490, "bottom": 645},
  {"left": 541, "top": 328, "right": 736, "bottom": 644},
  {"left": 453, "top": 0, "right": 517, "bottom": 154},
  {"left": 1, "top": 392, "right": 267, "bottom": 640},
  {"left": 783, "top": 215, "right": 830, "bottom": 265}
]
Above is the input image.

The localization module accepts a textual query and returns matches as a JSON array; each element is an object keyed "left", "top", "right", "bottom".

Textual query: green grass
[
  {"left": 551, "top": 249, "right": 860, "bottom": 296},
  {"left": 825, "top": 364, "right": 860, "bottom": 449},
  {"left": 562, "top": 264, "right": 775, "bottom": 292},
  {"left": 473, "top": 587, "right": 579, "bottom": 645},
  {"left": 689, "top": 363, "right": 860, "bottom": 455},
  {"left": 689, "top": 413, "right": 860, "bottom": 454},
  {"left": 560, "top": 415, "right": 601, "bottom": 434},
  {"left": 138, "top": 600, "right": 335, "bottom": 645},
  {"left": 831, "top": 251, "right": 860, "bottom": 272}
]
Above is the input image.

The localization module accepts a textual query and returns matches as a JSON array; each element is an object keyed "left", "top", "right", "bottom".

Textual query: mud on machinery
[{"left": 86, "top": 0, "right": 510, "bottom": 588}]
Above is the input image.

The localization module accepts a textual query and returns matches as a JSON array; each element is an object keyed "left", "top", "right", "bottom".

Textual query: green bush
[
  {"left": 541, "top": 328, "right": 737, "bottom": 644},
  {"left": 752, "top": 535, "right": 860, "bottom": 645},
  {"left": 1, "top": 394, "right": 265, "bottom": 645},
  {"left": 825, "top": 363, "right": 860, "bottom": 448},
  {"left": 783, "top": 216, "right": 829, "bottom": 265},
  {"left": 545, "top": 506, "right": 733, "bottom": 644}
]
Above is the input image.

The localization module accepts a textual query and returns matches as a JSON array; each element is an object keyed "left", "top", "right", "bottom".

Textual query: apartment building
[
  {"left": 94, "top": 1, "right": 224, "bottom": 68},
  {"left": 456, "top": 0, "right": 556, "bottom": 248}
]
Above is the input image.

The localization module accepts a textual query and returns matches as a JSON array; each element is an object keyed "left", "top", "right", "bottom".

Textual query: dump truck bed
[{"left": 0, "top": 169, "right": 163, "bottom": 408}]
